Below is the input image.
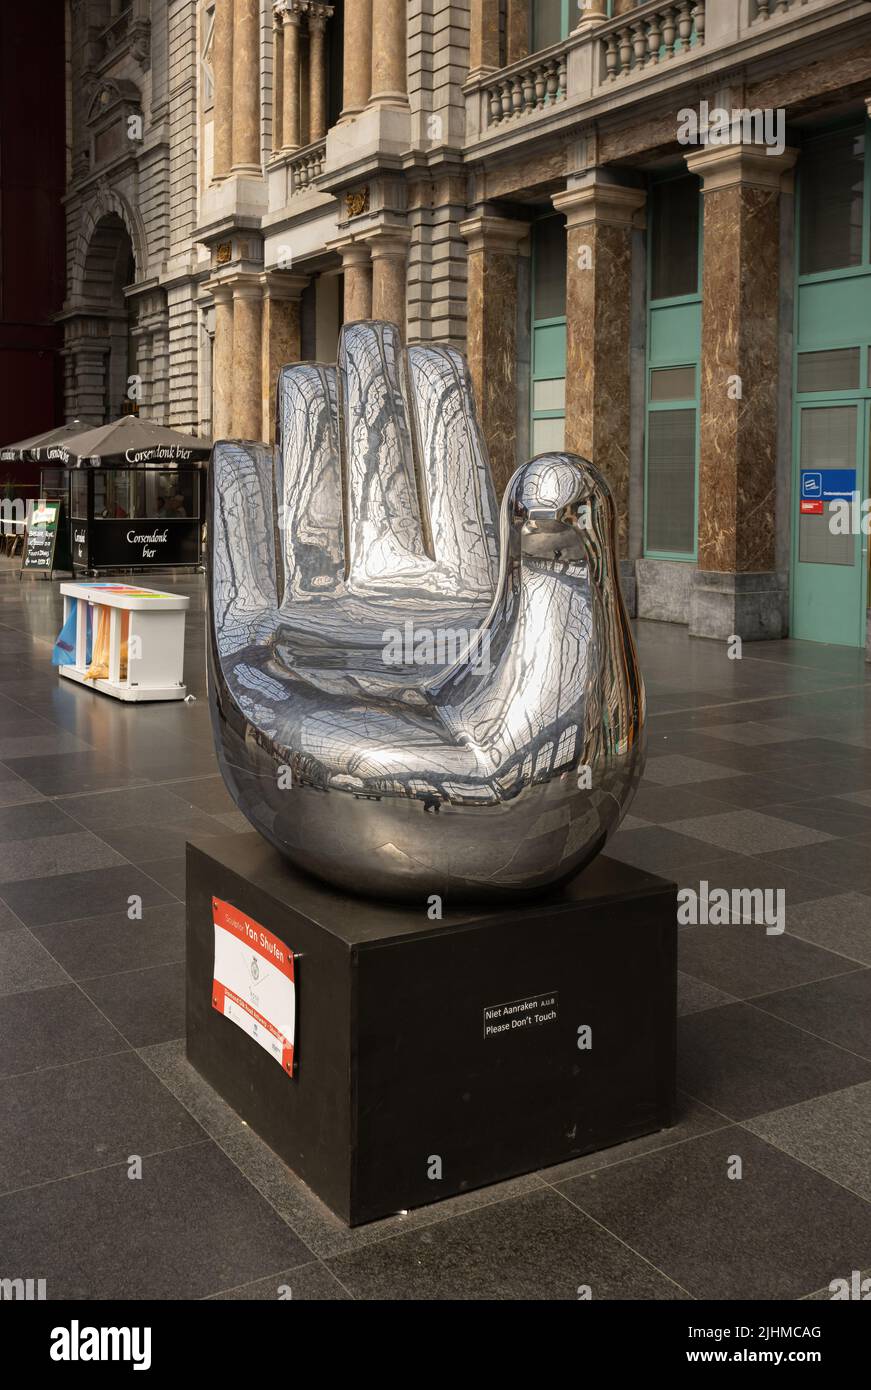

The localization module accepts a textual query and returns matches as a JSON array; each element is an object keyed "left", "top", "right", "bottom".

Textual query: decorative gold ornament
[
  {"left": 216, "top": 242, "right": 232, "bottom": 265},
  {"left": 345, "top": 186, "right": 370, "bottom": 220}
]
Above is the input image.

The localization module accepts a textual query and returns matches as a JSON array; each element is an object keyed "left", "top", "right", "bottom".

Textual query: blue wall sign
[{"left": 800, "top": 469, "right": 858, "bottom": 503}]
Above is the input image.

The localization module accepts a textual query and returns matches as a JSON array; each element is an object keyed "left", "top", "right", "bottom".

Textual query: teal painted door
[{"left": 791, "top": 401, "right": 869, "bottom": 646}]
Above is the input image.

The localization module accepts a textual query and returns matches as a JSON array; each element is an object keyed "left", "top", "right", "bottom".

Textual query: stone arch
[{"left": 69, "top": 185, "right": 146, "bottom": 305}]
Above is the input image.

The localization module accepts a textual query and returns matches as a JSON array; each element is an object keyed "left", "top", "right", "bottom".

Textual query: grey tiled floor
[{"left": 2, "top": 568, "right": 871, "bottom": 1300}]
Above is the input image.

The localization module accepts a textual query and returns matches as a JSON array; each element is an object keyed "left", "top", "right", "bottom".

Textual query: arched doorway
[{"left": 66, "top": 212, "right": 137, "bottom": 423}]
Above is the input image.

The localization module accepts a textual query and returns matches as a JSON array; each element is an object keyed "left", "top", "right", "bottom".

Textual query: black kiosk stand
[{"left": 186, "top": 834, "right": 677, "bottom": 1227}]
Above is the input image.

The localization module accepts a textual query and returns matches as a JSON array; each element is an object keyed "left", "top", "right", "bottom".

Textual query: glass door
[{"left": 791, "top": 401, "right": 868, "bottom": 646}]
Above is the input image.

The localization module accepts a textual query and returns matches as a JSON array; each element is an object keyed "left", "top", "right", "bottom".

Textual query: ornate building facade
[{"left": 63, "top": 0, "right": 871, "bottom": 649}]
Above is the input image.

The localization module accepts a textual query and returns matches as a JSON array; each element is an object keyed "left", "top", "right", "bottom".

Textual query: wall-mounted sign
[
  {"left": 212, "top": 896, "right": 295, "bottom": 1075},
  {"left": 801, "top": 469, "right": 858, "bottom": 503}
]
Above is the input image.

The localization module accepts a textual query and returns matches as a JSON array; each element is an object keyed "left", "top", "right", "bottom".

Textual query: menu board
[{"left": 22, "top": 499, "right": 69, "bottom": 574}]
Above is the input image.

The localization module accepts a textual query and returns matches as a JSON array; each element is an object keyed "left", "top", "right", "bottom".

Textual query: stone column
[
  {"left": 282, "top": 3, "right": 302, "bottom": 151},
  {"left": 685, "top": 144, "right": 797, "bottom": 640},
  {"left": 232, "top": 0, "right": 261, "bottom": 172},
  {"left": 231, "top": 278, "right": 264, "bottom": 439},
  {"left": 212, "top": 0, "right": 234, "bottom": 179},
  {"left": 260, "top": 272, "right": 307, "bottom": 442},
  {"left": 339, "top": 243, "right": 372, "bottom": 321},
  {"left": 552, "top": 176, "right": 645, "bottom": 555},
  {"left": 307, "top": 3, "right": 331, "bottom": 142},
  {"left": 272, "top": 9, "right": 284, "bottom": 153},
  {"left": 459, "top": 214, "right": 528, "bottom": 496},
  {"left": 340, "top": 0, "right": 372, "bottom": 120},
  {"left": 370, "top": 0, "right": 408, "bottom": 108},
  {"left": 366, "top": 231, "right": 410, "bottom": 335},
  {"left": 212, "top": 285, "right": 234, "bottom": 438},
  {"left": 468, "top": 0, "right": 500, "bottom": 77}
]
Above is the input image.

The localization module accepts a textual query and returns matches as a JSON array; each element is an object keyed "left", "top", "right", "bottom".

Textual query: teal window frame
[
  {"left": 529, "top": 213, "right": 567, "bottom": 455},
  {"left": 643, "top": 172, "right": 703, "bottom": 562},
  {"left": 795, "top": 119, "right": 870, "bottom": 289},
  {"left": 790, "top": 116, "right": 871, "bottom": 640}
]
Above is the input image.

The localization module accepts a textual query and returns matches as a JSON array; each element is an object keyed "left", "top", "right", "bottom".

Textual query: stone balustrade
[
  {"left": 600, "top": 2, "right": 706, "bottom": 84},
  {"left": 464, "top": 0, "right": 849, "bottom": 144},
  {"left": 482, "top": 47, "right": 569, "bottom": 128},
  {"left": 289, "top": 140, "right": 326, "bottom": 195},
  {"left": 749, "top": 0, "right": 803, "bottom": 20}
]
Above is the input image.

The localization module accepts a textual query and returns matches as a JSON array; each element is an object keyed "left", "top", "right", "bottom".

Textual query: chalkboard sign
[{"left": 21, "top": 499, "right": 70, "bottom": 576}]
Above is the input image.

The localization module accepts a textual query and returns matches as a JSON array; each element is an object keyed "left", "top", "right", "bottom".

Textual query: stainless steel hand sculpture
[{"left": 208, "top": 321, "right": 645, "bottom": 901}]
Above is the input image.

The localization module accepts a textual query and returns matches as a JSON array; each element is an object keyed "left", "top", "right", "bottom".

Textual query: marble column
[
  {"left": 340, "top": 0, "right": 372, "bottom": 120},
  {"left": 260, "top": 272, "right": 307, "bottom": 442},
  {"left": 469, "top": 0, "right": 500, "bottom": 77},
  {"left": 232, "top": 278, "right": 264, "bottom": 439},
  {"left": 339, "top": 243, "right": 373, "bottom": 322},
  {"left": 685, "top": 144, "right": 797, "bottom": 639},
  {"left": 505, "top": 0, "right": 528, "bottom": 64},
  {"left": 272, "top": 9, "right": 284, "bottom": 153},
  {"left": 553, "top": 176, "right": 645, "bottom": 555},
  {"left": 459, "top": 214, "right": 528, "bottom": 496},
  {"left": 212, "top": 0, "right": 234, "bottom": 179},
  {"left": 367, "top": 231, "right": 410, "bottom": 335},
  {"left": 307, "top": 3, "right": 330, "bottom": 142},
  {"left": 232, "top": 0, "right": 261, "bottom": 173},
  {"left": 282, "top": 3, "right": 302, "bottom": 151},
  {"left": 370, "top": 0, "right": 408, "bottom": 108},
  {"left": 212, "top": 285, "right": 234, "bottom": 438}
]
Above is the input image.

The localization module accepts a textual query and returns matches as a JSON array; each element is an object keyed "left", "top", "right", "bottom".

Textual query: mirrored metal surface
[{"left": 208, "top": 321, "right": 645, "bottom": 901}]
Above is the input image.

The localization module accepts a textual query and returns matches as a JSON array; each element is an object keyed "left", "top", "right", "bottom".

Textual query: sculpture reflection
[{"left": 208, "top": 321, "right": 645, "bottom": 900}]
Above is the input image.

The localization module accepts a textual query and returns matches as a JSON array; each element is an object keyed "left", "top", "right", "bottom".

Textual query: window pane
[
  {"left": 532, "top": 0, "right": 564, "bottom": 53},
  {"left": 533, "top": 378, "right": 566, "bottom": 411},
  {"left": 646, "top": 408, "right": 696, "bottom": 553},
  {"left": 650, "top": 176, "right": 700, "bottom": 301},
  {"left": 650, "top": 365, "right": 696, "bottom": 401},
  {"left": 800, "top": 129, "right": 865, "bottom": 276},
  {"left": 93, "top": 471, "right": 131, "bottom": 520},
  {"left": 797, "top": 348, "right": 861, "bottom": 393},
  {"left": 533, "top": 216, "right": 567, "bottom": 321},
  {"left": 532, "top": 417, "right": 566, "bottom": 454},
  {"left": 71, "top": 473, "right": 88, "bottom": 519}
]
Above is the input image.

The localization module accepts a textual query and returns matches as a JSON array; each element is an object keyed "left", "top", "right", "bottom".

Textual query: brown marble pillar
[
  {"left": 505, "top": 0, "right": 528, "bottom": 64},
  {"left": 260, "top": 272, "right": 307, "bottom": 442},
  {"left": 370, "top": 0, "right": 408, "bottom": 108},
  {"left": 307, "top": 4, "right": 330, "bottom": 142},
  {"left": 232, "top": 278, "right": 264, "bottom": 439},
  {"left": 212, "top": 285, "right": 234, "bottom": 438},
  {"left": 468, "top": 0, "right": 500, "bottom": 78},
  {"left": 232, "top": 0, "right": 261, "bottom": 172},
  {"left": 686, "top": 145, "right": 796, "bottom": 577},
  {"left": 212, "top": 0, "right": 234, "bottom": 179},
  {"left": 272, "top": 11, "right": 284, "bottom": 153},
  {"left": 367, "top": 232, "right": 410, "bottom": 335},
  {"left": 282, "top": 4, "right": 302, "bottom": 151},
  {"left": 552, "top": 178, "right": 645, "bottom": 554},
  {"left": 459, "top": 214, "right": 528, "bottom": 496},
  {"left": 340, "top": 243, "right": 373, "bottom": 321},
  {"left": 340, "top": 0, "right": 372, "bottom": 120}
]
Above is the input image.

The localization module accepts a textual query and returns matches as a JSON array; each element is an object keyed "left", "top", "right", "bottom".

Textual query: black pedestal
[{"left": 186, "top": 833, "right": 677, "bottom": 1226}]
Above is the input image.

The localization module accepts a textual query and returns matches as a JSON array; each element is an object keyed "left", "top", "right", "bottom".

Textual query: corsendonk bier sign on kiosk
[{"left": 211, "top": 897, "right": 296, "bottom": 1075}]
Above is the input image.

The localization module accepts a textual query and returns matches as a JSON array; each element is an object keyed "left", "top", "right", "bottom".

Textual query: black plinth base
[{"left": 186, "top": 833, "right": 677, "bottom": 1226}]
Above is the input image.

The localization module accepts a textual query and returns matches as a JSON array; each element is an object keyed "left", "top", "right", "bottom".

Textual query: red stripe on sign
[{"left": 211, "top": 896, "right": 294, "bottom": 982}]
